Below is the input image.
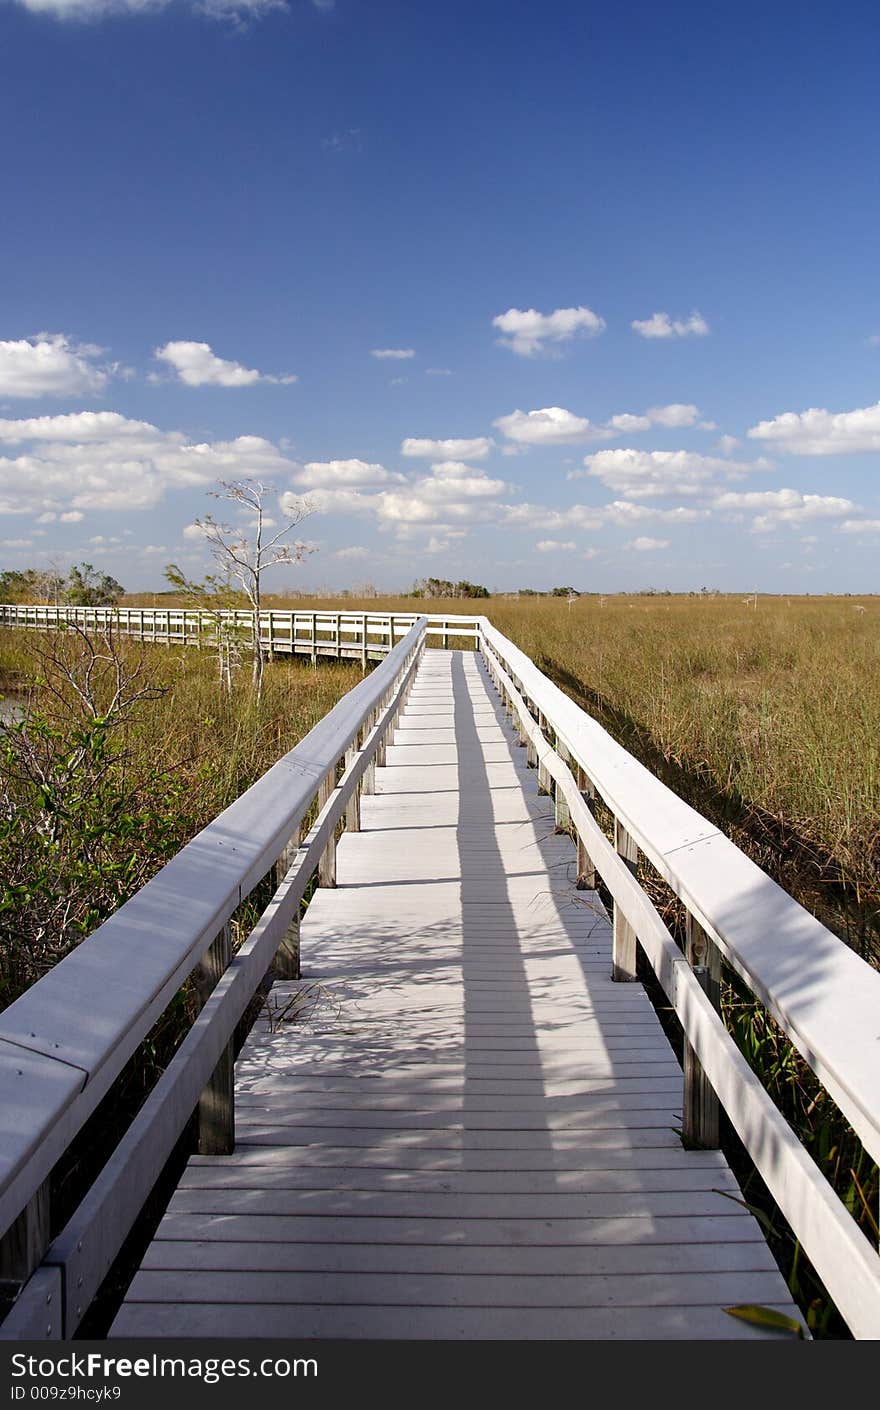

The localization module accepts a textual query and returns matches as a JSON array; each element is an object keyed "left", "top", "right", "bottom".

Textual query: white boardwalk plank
[
  {"left": 112, "top": 650, "right": 803, "bottom": 1341},
  {"left": 111, "top": 1302, "right": 799, "bottom": 1340}
]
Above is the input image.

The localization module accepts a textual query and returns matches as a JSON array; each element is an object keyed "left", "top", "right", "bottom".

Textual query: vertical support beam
[
  {"left": 442, "top": 620, "right": 449, "bottom": 650},
  {"left": 362, "top": 710, "right": 377, "bottom": 796},
  {"left": 376, "top": 695, "right": 389, "bottom": 767},
  {"left": 682, "top": 915, "right": 722, "bottom": 1148},
  {"left": 612, "top": 818, "right": 639, "bottom": 981},
  {"left": 196, "top": 923, "right": 234, "bottom": 1154},
  {"left": 361, "top": 613, "right": 368, "bottom": 671},
  {"left": 266, "top": 611, "right": 275, "bottom": 660},
  {"left": 345, "top": 742, "right": 361, "bottom": 833},
  {"left": 554, "top": 742, "right": 571, "bottom": 833},
  {"left": 335, "top": 612, "right": 341, "bottom": 658},
  {"left": 311, "top": 612, "right": 317, "bottom": 665},
  {"left": 273, "top": 828, "right": 301, "bottom": 980},
  {"left": 0, "top": 1180, "right": 50, "bottom": 1296},
  {"left": 575, "top": 765, "right": 597, "bottom": 890},
  {"left": 536, "top": 712, "right": 550, "bottom": 795},
  {"left": 318, "top": 769, "right": 337, "bottom": 888}
]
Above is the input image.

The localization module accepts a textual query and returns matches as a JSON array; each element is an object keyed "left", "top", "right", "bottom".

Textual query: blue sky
[{"left": 1, "top": 0, "right": 878, "bottom": 594}]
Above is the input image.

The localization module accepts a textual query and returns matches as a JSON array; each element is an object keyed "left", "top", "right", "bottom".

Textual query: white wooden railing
[
  {"left": 0, "top": 619, "right": 428, "bottom": 1339},
  {"left": 1, "top": 612, "right": 879, "bottom": 1338},
  {"left": 0, "top": 604, "right": 478, "bottom": 661},
  {"left": 476, "top": 618, "right": 880, "bottom": 1341}
]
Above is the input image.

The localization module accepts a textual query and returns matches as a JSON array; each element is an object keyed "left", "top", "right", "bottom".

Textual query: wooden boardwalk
[{"left": 112, "top": 650, "right": 801, "bottom": 1340}]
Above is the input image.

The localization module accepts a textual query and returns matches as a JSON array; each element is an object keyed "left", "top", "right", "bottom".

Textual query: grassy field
[{"left": 0, "top": 625, "right": 361, "bottom": 1005}]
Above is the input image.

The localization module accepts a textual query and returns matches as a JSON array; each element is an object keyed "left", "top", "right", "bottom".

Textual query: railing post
[
  {"left": 311, "top": 612, "right": 317, "bottom": 665},
  {"left": 554, "top": 741, "right": 571, "bottom": 832},
  {"left": 0, "top": 1179, "right": 50, "bottom": 1301},
  {"left": 376, "top": 694, "right": 390, "bottom": 767},
  {"left": 196, "top": 923, "right": 234, "bottom": 1155},
  {"left": 361, "top": 613, "right": 368, "bottom": 671},
  {"left": 682, "top": 915, "right": 722, "bottom": 1148},
  {"left": 318, "top": 769, "right": 337, "bottom": 887},
  {"left": 612, "top": 818, "right": 639, "bottom": 981},
  {"left": 273, "top": 828, "right": 301, "bottom": 980},
  {"left": 575, "top": 765, "right": 597, "bottom": 890},
  {"left": 536, "top": 712, "right": 551, "bottom": 795},
  {"left": 345, "top": 741, "right": 361, "bottom": 833}
]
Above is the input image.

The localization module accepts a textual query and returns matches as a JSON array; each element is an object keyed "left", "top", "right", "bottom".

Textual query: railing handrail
[
  {"left": 476, "top": 617, "right": 880, "bottom": 1167},
  {"left": 0, "top": 617, "right": 427, "bottom": 1248}
]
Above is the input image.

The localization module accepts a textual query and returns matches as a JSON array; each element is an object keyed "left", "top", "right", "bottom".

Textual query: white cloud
[
  {"left": 536, "top": 539, "right": 576, "bottom": 552},
  {"left": 628, "top": 537, "right": 670, "bottom": 551},
  {"left": 1, "top": 538, "right": 33, "bottom": 549},
  {"left": 296, "top": 459, "right": 405, "bottom": 488},
  {"left": 198, "top": 0, "right": 284, "bottom": 17},
  {"left": 713, "top": 489, "right": 857, "bottom": 532},
  {"left": 606, "top": 413, "right": 650, "bottom": 433},
  {"left": 183, "top": 523, "right": 207, "bottom": 541},
  {"left": 607, "top": 403, "right": 701, "bottom": 432},
  {"left": 154, "top": 340, "right": 296, "bottom": 388},
  {"left": 631, "top": 310, "right": 709, "bottom": 340},
  {"left": 61, "top": 510, "right": 84, "bottom": 523},
  {"left": 838, "top": 519, "right": 880, "bottom": 534},
  {"left": 370, "top": 348, "right": 415, "bottom": 360},
  {"left": 0, "top": 334, "right": 111, "bottom": 399},
  {"left": 428, "top": 460, "right": 477, "bottom": 479},
  {"left": 401, "top": 436, "right": 492, "bottom": 461},
  {"left": 579, "top": 448, "right": 770, "bottom": 498},
  {"left": 0, "top": 410, "right": 300, "bottom": 515},
  {"left": 646, "top": 403, "right": 701, "bottom": 427},
  {"left": 498, "top": 498, "right": 704, "bottom": 535},
  {"left": 492, "top": 305, "right": 605, "bottom": 357},
  {"left": 747, "top": 400, "right": 880, "bottom": 454},
  {"left": 335, "top": 545, "right": 370, "bottom": 559},
  {"left": 425, "top": 367, "right": 453, "bottom": 376},
  {"left": 494, "top": 406, "right": 605, "bottom": 446},
  {"left": 603, "top": 500, "right": 707, "bottom": 525},
  {"left": 297, "top": 457, "right": 507, "bottom": 540},
  {"left": 717, "top": 434, "right": 741, "bottom": 455},
  {"left": 12, "top": 0, "right": 283, "bottom": 19}
]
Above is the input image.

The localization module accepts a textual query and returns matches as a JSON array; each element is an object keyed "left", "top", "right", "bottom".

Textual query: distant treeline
[{"left": 0, "top": 563, "right": 125, "bottom": 606}]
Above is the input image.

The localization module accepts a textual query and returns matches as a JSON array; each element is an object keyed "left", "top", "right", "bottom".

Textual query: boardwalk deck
[{"left": 112, "top": 650, "right": 802, "bottom": 1340}]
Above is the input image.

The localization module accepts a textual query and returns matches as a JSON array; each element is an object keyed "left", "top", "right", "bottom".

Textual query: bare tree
[{"left": 195, "top": 479, "right": 313, "bottom": 693}]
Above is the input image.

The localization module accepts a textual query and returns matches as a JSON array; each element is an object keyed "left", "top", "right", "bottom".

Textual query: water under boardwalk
[{"left": 112, "top": 649, "right": 800, "bottom": 1339}]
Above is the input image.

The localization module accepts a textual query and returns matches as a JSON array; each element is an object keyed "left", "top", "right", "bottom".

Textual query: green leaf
[{"left": 723, "top": 1305, "right": 805, "bottom": 1338}]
